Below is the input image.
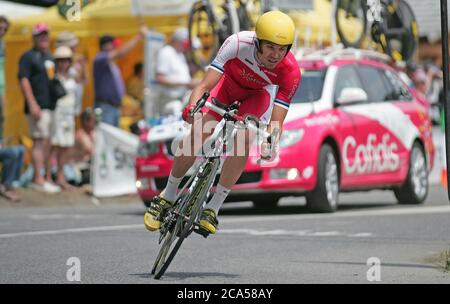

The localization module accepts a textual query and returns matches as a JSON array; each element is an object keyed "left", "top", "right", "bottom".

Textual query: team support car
[{"left": 135, "top": 48, "right": 434, "bottom": 212}]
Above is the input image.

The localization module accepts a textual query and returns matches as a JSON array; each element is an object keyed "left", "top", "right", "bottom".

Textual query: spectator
[
  {"left": 67, "top": 108, "right": 96, "bottom": 185},
  {"left": 155, "top": 28, "right": 200, "bottom": 113},
  {"left": 412, "top": 68, "right": 428, "bottom": 96},
  {"left": 424, "top": 62, "right": 442, "bottom": 103},
  {"left": 93, "top": 25, "right": 148, "bottom": 127},
  {"left": 55, "top": 31, "right": 88, "bottom": 115},
  {"left": 0, "top": 16, "right": 24, "bottom": 202},
  {"left": 126, "top": 62, "right": 144, "bottom": 103},
  {"left": 18, "top": 22, "right": 60, "bottom": 193},
  {"left": 0, "top": 15, "right": 9, "bottom": 138},
  {"left": 46, "top": 46, "right": 77, "bottom": 190},
  {"left": 0, "top": 143, "right": 24, "bottom": 202},
  {"left": 73, "top": 107, "right": 95, "bottom": 163}
]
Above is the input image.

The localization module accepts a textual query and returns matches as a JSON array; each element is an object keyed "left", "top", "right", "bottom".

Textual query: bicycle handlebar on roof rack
[{"left": 295, "top": 44, "right": 393, "bottom": 65}]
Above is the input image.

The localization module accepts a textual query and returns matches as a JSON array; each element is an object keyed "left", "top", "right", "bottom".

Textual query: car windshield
[{"left": 292, "top": 69, "right": 326, "bottom": 103}]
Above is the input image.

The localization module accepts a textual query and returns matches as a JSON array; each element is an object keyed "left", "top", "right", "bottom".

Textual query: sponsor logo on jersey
[{"left": 239, "top": 68, "right": 267, "bottom": 86}]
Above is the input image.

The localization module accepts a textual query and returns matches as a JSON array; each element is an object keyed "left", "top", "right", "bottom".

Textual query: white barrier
[{"left": 92, "top": 123, "right": 139, "bottom": 197}]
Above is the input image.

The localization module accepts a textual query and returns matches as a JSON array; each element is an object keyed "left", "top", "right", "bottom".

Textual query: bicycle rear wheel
[
  {"left": 152, "top": 159, "right": 218, "bottom": 279},
  {"left": 335, "top": 0, "right": 367, "bottom": 48},
  {"left": 188, "top": 1, "right": 222, "bottom": 69}
]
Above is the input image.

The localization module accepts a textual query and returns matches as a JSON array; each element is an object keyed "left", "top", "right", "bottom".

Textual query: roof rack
[{"left": 295, "top": 44, "right": 393, "bottom": 65}]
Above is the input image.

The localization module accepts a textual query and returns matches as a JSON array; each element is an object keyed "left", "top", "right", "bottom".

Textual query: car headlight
[
  {"left": 270, "top": 168, "right": 300, "bottom": 180},
  {"left": 279, "top": 129, "right": 304, "bottom": 148}
]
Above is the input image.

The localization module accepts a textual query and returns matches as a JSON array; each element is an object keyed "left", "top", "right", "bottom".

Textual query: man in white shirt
[{"left": 155, "top": 28, "right": 199, "bottom": 113}]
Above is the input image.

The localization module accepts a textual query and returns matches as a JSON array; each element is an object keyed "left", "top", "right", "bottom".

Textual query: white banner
[{"left": 92, "top": 123, "right": 139, "bottom": 197}]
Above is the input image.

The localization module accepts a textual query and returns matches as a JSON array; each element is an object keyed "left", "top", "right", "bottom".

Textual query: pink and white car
[{"left": 135, "top": 49, "right": 434, "bottom": 212}]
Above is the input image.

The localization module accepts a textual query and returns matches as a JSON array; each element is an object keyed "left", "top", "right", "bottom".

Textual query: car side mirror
[{"left": 336, "top": 87, "right": 368, "bottom": 106}]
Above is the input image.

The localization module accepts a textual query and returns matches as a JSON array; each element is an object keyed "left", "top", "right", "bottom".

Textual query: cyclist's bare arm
[
  {"left": 188, "top": 69, "right": 223, "bottom": 105},
  {"left": 267, "top": 105, "right": 288, "bottom": 139}
]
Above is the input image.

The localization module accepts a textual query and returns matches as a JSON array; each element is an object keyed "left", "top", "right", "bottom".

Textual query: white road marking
[
  {"left": 29, "top": 214, "right": 102, "bottom": 220},
  {"left": 0, "top": 205, "right": 448, "bottom": 239},
  {"left": 0, "top": 224, "right": 141, "bottom": 239},
  {"left": 309, "top": 231, "right": 341, "bottom": 236},
  {"left": 218, "top": 229, "right": 373, "bottom": 238},
  {"left": 348, "top": 232, "right": 374, "bottom": 237}
]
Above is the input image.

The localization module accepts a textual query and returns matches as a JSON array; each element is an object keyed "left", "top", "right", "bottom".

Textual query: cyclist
[{"left": 144, "top": 11, "right": 301, "bottom": 235}]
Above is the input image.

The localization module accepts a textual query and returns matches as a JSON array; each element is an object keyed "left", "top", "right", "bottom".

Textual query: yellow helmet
[{"left": 255, "top": 11, "right": 295, "bottom": 46}]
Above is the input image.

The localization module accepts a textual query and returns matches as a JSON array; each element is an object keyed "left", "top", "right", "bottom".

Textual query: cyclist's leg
[
  {"left": 144, "top": 113, "right": 219, "bottom": 231},
  {"left": 161, "top": 113, "right": 219, "bottom": 202}
]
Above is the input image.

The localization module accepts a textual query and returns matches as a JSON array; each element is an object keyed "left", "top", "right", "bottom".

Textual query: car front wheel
[
  {"left": 306, "top": 144, "right": 339, "bottom": 213},
  {"left": 394, "top": 142, "right": 428, "bottom": 204}
]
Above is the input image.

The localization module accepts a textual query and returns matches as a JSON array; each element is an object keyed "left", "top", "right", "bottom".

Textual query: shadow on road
[{"left": 129, "top": 271, "right": 239, "bottom": 281}]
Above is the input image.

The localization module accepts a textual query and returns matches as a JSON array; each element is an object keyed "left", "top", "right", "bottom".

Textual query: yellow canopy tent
[{"left": 3, "top": 0, "right": 189, "bottom": 144}]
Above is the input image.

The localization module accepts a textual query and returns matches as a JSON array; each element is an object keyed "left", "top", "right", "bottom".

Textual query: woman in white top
[{"left": 47, "top": 46, "right": 77, "bottom": 190}]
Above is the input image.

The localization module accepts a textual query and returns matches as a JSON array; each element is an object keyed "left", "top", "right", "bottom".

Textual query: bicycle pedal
[{"left": 193, "top": 228, "right": 209, "bottom": 238}]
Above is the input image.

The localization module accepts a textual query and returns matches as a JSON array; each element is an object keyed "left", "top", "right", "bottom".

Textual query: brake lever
[
  {"left": 191, "top": 91, "right": 210, "bottom": 115},
  {"left": 228, "top": 101, "right": 241, "bottom": 111}
]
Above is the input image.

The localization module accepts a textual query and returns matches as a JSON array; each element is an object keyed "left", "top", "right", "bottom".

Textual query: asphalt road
[{"left": 1, "top": 185, "right": 450, "bottom": 284}]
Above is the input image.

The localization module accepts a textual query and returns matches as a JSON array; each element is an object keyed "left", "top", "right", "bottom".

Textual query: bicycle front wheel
[
  {"left": 151, "top": 213, "right": 184, "bottom": 276},
  {"left": 188, "top": 1, "right": 221, "bottom": 69},
  {"left": 152, "top": 159, "right": 218, "bottom": 279},
  {"left": 335, "top": 0, "right": 367, "bottom": 48}
]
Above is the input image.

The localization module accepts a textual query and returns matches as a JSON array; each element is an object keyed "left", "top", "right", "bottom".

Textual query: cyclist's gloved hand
[{"left": 182, "top": 103, "right": 196, "bottom": 123}]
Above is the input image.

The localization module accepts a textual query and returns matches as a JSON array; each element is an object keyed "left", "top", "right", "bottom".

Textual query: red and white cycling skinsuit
[{"left": 206, "top": 31, "right": 301, "bottom": 123}]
